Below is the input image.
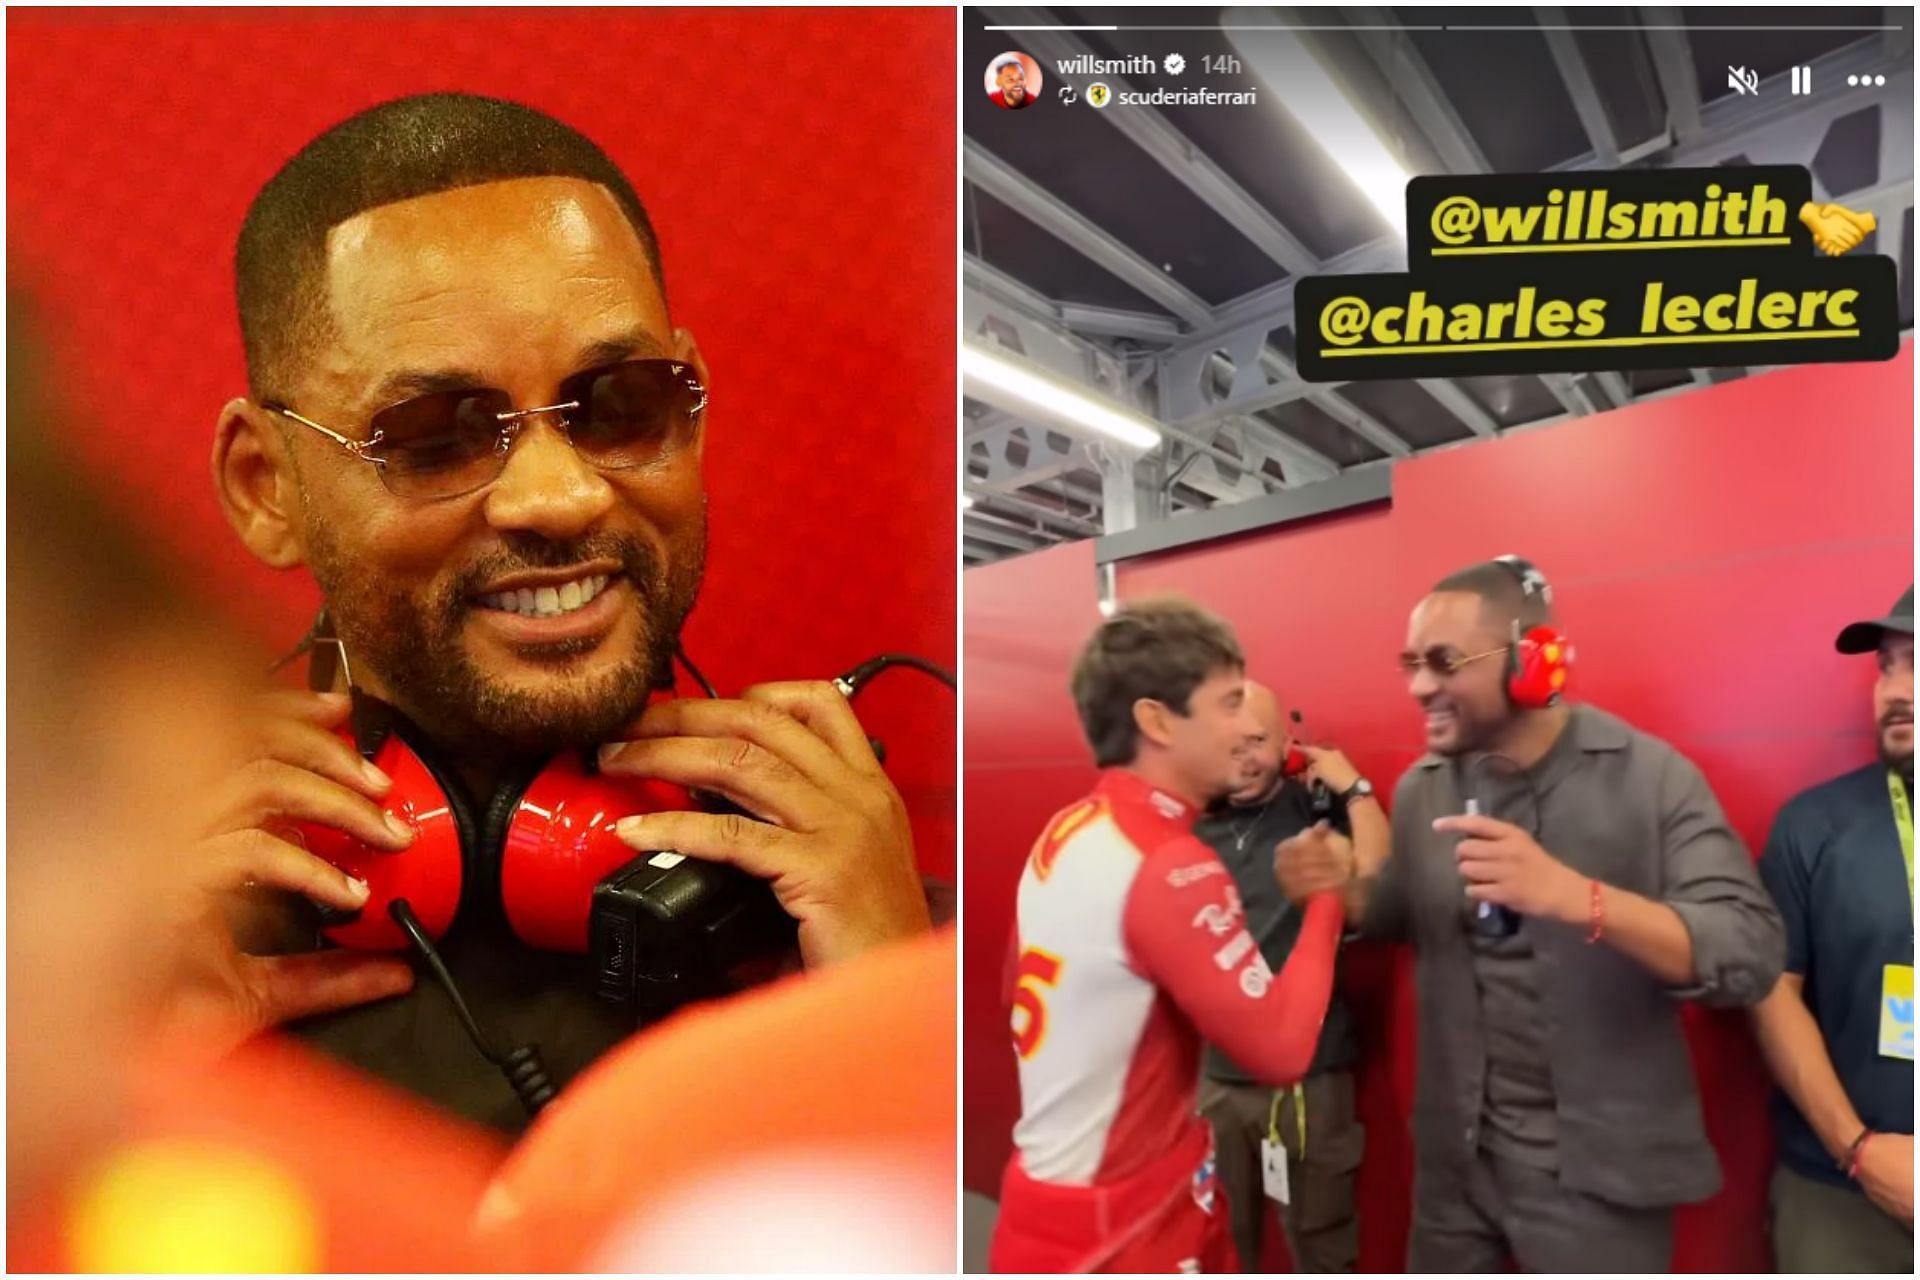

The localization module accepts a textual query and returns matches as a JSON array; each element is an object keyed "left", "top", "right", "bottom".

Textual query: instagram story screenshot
[
  {"left": 7, "top": 6, "right": 955, "bottom": 1273},
  {"left": 963, "top": 4, "right": 1913, "bottom": 1275}
]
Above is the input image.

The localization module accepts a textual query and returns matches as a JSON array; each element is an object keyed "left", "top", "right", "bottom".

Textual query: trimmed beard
[
  {"left": 306, "top": 517, "right": 705, "bottom": 757},
  {"left": 1432, "top": 697, "right": 1517, "bottom": 758},
  {"left": 1878, "top": 731, "right": 1914, "bottom": 777}
]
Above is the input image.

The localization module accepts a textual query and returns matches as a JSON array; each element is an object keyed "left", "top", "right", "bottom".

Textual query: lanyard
[
  {"left": 1890, "top": 771, "right": 1914, "bottom": 915},
  {"left": 1267, "top": 1085, "right": 1309, "bottom": 1157}
]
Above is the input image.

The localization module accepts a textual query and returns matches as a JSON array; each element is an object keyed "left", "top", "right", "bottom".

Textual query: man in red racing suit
[{"left": 989, "top": 599, "right": 1348, "bottom": 1273}]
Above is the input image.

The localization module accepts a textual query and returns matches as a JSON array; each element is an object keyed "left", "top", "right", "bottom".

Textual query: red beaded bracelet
[
  {"left": 1586, "top": 880, "right": 1605, "bottom": 944},
  {"left": 1848, "top": 1132, "right": 1877, "bottom": 1181}
]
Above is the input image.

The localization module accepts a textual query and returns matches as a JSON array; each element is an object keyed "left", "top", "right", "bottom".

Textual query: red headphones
[
  {"left": 1492, "top": 555, "right": 1574, "bottom": 709},
  {"left": 1281, "top": 742, "right": 1310, "bottom": 777},
  {"left": 297, "top": 694, "right": 690, "bottom": 954}
]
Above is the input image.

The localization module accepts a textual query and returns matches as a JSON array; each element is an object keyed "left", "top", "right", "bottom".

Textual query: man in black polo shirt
[
  {"left": 1194, "top": 681, "right": 1387, "bottom": 1272},
  {"left": 1753, "top": 586, "right": 1915, "bottom": 1272}
]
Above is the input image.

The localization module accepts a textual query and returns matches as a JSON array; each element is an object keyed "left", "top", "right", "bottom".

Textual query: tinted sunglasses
[
  {"left": 1396, "top": 644, "right": 1510, "bottom": 678},
  {"left": 267, "top": 357, "right": 706, "bottom": 500}
]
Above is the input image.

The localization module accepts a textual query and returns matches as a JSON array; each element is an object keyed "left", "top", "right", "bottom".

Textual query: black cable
[
  {"left": 266, "top": 607, "right": 329, "bottom": 676},
  {"left": 674, "top": 644, "right": 719, "bottom": 699},
  {"left": 389, "top": 900, "right": 555, "bottom": 1117},
  {"left": 833, "top": 653, "right": 957, "bottom": 697}
]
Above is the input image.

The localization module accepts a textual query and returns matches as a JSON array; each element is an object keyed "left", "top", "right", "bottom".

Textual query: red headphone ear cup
[
  {"left": 500, "top": 753, "right": 695, "bottom": 952},
  {"left": 1508, "top": 626, "right": 1573, "bottom": 709},
  {"left": 1281, "top": 742, "right": 1310, "bottom": 777},
  {"left": 298, "top": 736, "right": 462, "bottom": 951}
]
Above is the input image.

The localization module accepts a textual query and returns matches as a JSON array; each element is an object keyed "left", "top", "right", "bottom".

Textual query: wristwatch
[{"left": 1340, "top": 778, "right": 1376, "bottom": 805}]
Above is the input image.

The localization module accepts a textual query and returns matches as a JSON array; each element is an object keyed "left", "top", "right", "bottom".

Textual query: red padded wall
[
  {"left": 963, "top": 348, "right": 1915, "bottom": 1271},
  {"left": 961, "top": 537, "right": 1103, "bottom": 1196},
  {"left": 7, "top": 8, "right": 957, "bottom": 878}
]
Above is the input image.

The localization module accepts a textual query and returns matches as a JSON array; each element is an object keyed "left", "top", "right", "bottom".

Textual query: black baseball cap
[{"left": 1835, "top": 585, "right": 1915, "bottom": 653}]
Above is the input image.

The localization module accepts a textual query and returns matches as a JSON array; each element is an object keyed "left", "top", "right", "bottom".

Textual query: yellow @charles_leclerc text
[{"left": 1639, "top": 279, "right": 1860, "bottom": 335}]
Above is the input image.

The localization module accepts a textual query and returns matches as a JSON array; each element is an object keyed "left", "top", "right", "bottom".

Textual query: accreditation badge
[
  {"left": 1879, "top": 963, "right": 1914, "bottom": 1060},
  {"left": 1260, "top": 1137, "right": 1291, "bottom": 1205}
]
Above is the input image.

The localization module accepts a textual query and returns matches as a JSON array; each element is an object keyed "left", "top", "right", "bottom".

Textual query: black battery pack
[{"left": 589, "top": 850, "right": 797, "bottom": 1020}]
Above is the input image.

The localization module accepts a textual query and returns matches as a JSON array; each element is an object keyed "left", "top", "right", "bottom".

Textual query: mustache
[
  {"left": 448, "top": 534, "right": 662, "bottom": 608},
  {"left": 1882, "top": 702, "right": 1915, "bottom": 728}
]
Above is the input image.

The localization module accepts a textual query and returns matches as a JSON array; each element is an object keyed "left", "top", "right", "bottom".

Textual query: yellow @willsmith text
[{"left": 1428, "top": 183, "right": 1792, "bottom": 252}]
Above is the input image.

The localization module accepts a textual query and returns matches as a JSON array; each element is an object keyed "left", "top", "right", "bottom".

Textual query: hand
[
  {"left": 1799, "top": 201, "right": 1875, "bottom": 256},
  {"left": 601, "top": 682, "right": 931, "bottom": 970},
  {"left": 1858, "top": 1133, "right": 1914, "bottom": 1226},
  {"left": 162, "top": 690, "right": 415, "bottom": 1055},
  {"left": 1296, "top": 744, "right": 1361, "bottom": 795},
  {"left": 1273, "top": 821, "right": 1355, "bottom": 905},
  {"left": 1432, "top": 813, "right": 1587, "bottom": 923}
]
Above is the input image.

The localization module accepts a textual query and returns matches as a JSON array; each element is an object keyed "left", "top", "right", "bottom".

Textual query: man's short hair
[
  {"left": 235, "top": 92, "right": 664, "bottom": 401},
  {"left": 1432, "top": 558, "right": 1555, "bottom": 633},
  {"left": 1071, "top": 597, "right": 1244, "bottom": 768}
]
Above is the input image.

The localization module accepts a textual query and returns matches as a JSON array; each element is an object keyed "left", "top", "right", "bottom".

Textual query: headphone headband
[
  {"left": 1491, "top": 554, "right": 1553, "bottom": 607},
  {"left": 1480, "top": 557, "right": 1569, "bottom": 709}
]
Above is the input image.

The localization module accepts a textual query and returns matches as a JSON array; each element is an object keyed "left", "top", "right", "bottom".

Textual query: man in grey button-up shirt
[{"left": 1348, "top": 557, "right": 1784, "bottom": 1271}]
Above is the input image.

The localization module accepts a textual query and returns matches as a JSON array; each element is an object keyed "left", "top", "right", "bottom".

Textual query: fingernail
[
  {"left": 362, "top": 760, "right": 392, "bottom": 792},
  {"left": 316, "top": 691, "right": 351, "bottom": 709},
  {"left": 597, "top": 743, "right": 624, "bottom": 768},
  {"left": 385, "top": 813, "right": 414, "bottom": 843},
  {"left": 347, "top": 876, "right": 370, "bottom": 902},
  {"left": 614, "top": 816, "right": 649, "bottom": 843}
]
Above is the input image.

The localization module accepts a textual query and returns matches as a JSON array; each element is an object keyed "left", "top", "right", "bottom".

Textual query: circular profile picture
[{"left": 986, "top": 51, "right": 1041, "bottom": 110}]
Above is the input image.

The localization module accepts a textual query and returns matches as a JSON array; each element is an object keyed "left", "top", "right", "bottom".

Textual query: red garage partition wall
[
  {"left": 963, "top": 347, "right": 1914, "bottom": 1271},
  {"left": 7, "top": 9, "right": 956, "bottom": 879}
]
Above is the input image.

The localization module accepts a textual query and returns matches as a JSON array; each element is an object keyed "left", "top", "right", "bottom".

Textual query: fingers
[
  {"left": 1456, "top": 860, "right": 1504, "bottom": 885},
  {"left": 1455, "top": 833, "right": 1509, "bottom": 876},
  {"left": 245, "top": 951, "right": 414, "bottom": 1026},
  {"left": 253, "top": 689, "right": 352, "bottom": 728},
  {"left": 741, "top": 681, "right": 879, "bottom": 772},
  {"left": 607, "top": 695, "right": 851, "bottom": 793},
  {"left": 1431, "top": 814, "right": 1519, "bottom": 838},
  {"left": 199, "top": 828, "right": 371, "bottom": 911},
  {"left": 600, "top": 735, "right": 831, "bottom": 830},
  {"left": 612, "top": 809, "right": 796, "bottom": 883},
  {"left": 1276, "top": 821, "right": 1338, "bottom": 858},
  {"left": 250, "top": 714, "right": 391, "bottom": 798},
  {"left": 212, "top": 759, "right": 414, "bottom": 851}
]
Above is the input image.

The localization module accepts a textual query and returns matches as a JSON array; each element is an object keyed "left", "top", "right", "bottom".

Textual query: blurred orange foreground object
[
  {"left": 9, "top": 1031, "right": 507, "bottom": 1273},
  {"left": 481, "top": 929, "right": 958, "bottom": 1272}
]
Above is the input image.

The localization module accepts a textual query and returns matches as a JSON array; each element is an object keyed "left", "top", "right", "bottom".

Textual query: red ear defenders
[
  {"left": 297, "top": 695, "right": 691, "bottom": 954},
  {"left": 1280, "top": 740, "right": 1311, "bottom": 777},
  {"left": 1491, "top": 555, "right": 1574, "bottom": 709}
]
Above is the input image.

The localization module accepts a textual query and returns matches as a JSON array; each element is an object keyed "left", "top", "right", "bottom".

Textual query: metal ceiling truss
[
  {"left": 964, "top": 13, "right": 1912, "bottom": 562},
  {"left": 963, "top": 255, "right": 1302, "bottom": 521}
]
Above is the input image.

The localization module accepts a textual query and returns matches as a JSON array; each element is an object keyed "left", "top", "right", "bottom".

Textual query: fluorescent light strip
[
  {"left": 961, "top": 343, "right": 1161, "bottom": 451},
  {"left": 1230, "top": 17, "right": 1410, "bottom": 238}
]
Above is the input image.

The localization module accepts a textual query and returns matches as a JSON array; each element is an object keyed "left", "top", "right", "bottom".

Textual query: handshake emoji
[{"left": 1799, "top": 201, "right": 1876, "bottom": 256}]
